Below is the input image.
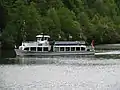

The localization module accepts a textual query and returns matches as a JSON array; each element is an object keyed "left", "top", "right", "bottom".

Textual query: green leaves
[
  {"left": 57, "top": 7, "right": 83, "bottom": 40},
  {"left": 2, "top": 0, "right": 42, "bottom": 46},
  {"left": 2, "top": 0, "right": 120, "bottom": 47}
]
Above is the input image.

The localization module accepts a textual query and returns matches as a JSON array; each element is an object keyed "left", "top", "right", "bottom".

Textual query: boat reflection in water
[
  {"left": 13, "top": 54, "right": 120, "bottom": 66},
  {"left": 15, "top": 55, "right": 93, "bottom": 65}
]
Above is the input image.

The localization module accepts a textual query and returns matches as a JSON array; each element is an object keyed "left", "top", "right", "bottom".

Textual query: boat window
[
  {"left": 24, "top": 47, "right": 29, "bottom": 51},
  {"left": 42, "top": 37, "right": 45, "bottom": 41},
  {"left": 76, "top": 47, "right": 80, "bottom": 51},
  {"left": 87, "top": 49, "right": 90, "bottom": 51},
  {"left": 66, "top": 47, "right": 70, "bottom": 51},
  {"left": 43, "top": 47, "right": 48, "bottom": 51},
  {"left": 60, "top": 47, "right": 64, "bottom": 51},
  {"left": 45, "top": 37, "right": 48, "bottom": 40},
  {"left": 37, "top": 47, "right": 42, "bottom": 51},
  {"left": 71, "top": 47, "right": 75, "bottom": 51},
  {"left": 38, "top": 44, "right": 42, "bottom": 46},
  {"left": 31, "top": 47, "right": 36, "bottom": 51},
  {"left": 81, "top": 47, "right": 85, "bottom": 51}
]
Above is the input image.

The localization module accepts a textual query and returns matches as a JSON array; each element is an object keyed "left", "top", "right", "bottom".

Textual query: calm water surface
[{"left": 1, "top": 54, "right": 120, "bottom": 90}]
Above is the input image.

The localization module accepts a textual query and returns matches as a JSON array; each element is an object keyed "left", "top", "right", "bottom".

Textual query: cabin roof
[
  {"left": 54, "top": 41, "right": 85, "bottom": 45},
  {"left": 36, "top": 35, "right": 50, "bottom": 38}
]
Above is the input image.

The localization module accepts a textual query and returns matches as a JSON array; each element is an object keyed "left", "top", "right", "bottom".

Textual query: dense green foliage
[{"left": 1, "top": 0, "right": 120, "bottom": 47}]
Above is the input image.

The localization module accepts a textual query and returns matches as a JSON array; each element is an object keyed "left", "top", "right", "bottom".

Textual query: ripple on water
[{"left": 0, "top": 56, "right": 120, "bottom": 90}]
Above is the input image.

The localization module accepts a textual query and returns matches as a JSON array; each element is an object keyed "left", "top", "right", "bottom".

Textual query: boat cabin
[
  {"left": 19, "top": 35, "right": 89, "bottom": 53},
  {"left": 16, "top": 34, "right": 94, "bottom": 56},
  {"left": 19, "top": 35, "right": 51, "bottom": 52},
  {"left": 53, "top": 41, "right": 87, "bottom": 52}
]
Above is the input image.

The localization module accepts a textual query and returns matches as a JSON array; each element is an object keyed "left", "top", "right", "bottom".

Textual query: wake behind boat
[
  {"left": 14, "top": 34, "right": 95, "bottom": 56},
  {"left": 95, "top": 50, "right": 120, "bottom": 55}
]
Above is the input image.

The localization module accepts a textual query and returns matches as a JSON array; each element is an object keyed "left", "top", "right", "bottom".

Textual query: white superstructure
[
  {"left": 19, "top": 35, "right": 51, "bottom": 52},
  {"left": 15, "top": 34, "right": 95, "bottom": 56}
]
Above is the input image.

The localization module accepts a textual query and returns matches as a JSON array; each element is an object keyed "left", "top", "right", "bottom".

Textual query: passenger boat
[{"left": 14, "top": 34, "right": 95, "bottom": 56}]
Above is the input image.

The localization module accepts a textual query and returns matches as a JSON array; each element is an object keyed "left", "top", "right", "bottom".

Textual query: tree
[
  {"left": 57, "top": 7, "right": 83, "bottom": 40},
  {"left": 2, "top": 0, "right": 42, "bottom": 47}
]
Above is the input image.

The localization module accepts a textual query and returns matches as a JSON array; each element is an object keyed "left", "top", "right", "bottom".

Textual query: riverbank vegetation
[{"left": 1, "top": 0, "right": 120, "bottom": 48}]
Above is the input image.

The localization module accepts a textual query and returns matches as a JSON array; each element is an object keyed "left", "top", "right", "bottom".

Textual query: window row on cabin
[
  {"left": 24, "top": 47, "right": 48, "bottom": 51},
  {"left": 54, "top": 47, "right": 86, "bottom": 52},
  {"left": 24, "top": 46, "right": 86, "bottom": 52}
]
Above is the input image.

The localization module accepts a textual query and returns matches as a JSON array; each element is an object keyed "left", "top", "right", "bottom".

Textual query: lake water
[{"left": 1, "top": 50, "right": 120, "bottom": 90}]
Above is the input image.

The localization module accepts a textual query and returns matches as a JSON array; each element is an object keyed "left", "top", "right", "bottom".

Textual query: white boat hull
[{"left": 15, "top": 49, "right": 95, "bottom": 56}]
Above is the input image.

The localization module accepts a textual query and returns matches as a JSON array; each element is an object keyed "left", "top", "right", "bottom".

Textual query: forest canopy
[{"left": 1, "top": 0, "right": 120, "bottom": 48}]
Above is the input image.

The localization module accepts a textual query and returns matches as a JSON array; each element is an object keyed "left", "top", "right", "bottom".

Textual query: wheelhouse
[{"left": 36, "top": 35, "right": 50, "bottom": 42}]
